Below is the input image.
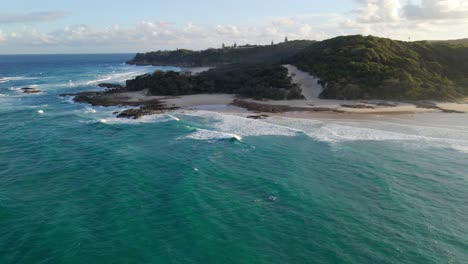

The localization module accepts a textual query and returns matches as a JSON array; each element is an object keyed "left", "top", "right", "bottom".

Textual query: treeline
[
  {"left": 127, "top": 41, "right": 314, "bottom": 67},
  {"left": 434, "top": 38, "right": 468, "bottom": 46},
  {"left": 289, "top": 35, "right": 468, "bottom": 100},
  {"left": 125, "top": 64, "right": 303, "bottom": 100},
  {"left": 128, "top": 35, "right": 468, "bottom": 101}
]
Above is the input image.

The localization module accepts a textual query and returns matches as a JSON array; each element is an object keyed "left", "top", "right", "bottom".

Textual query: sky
[{"left": 0, "top": 0, "right": 468, "bottom": 54}]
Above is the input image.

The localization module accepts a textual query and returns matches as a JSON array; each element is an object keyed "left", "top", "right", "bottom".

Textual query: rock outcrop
[
  {"left": 98, "top": 83, "right": 124, "bottom": 89},
  {"left": 231, "top": 99, "right": 335, "bottom": 113},
  {"left": 21, "top": 88, "right": 42, "bottom": 94}
]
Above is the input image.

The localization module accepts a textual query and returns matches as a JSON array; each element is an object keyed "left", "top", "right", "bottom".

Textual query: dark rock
[
  {"left": 231, "top": 99, "right": 335, "bottom": 113},
  {"left": 341, "top": 104, "right": 375, "bottom": 109},
  {"left": 247, "top": 114, "right": 269, "bottom": 119},
  {"left": 116, "top": 105, "right": 179, "bottom": 119},
  {"left": 440, "top": 109, "right": 464, "bottom": 113},
  {"left": 414, "top": 101, "right": 439, "bottom": 110},
  {"left": 361, "top": 101, "right": 398, "bottom": 107},
  {"left": 415, "top": 101, "right": 464, "bottom": 113},
  {"left": 21, "top": 87, "right": 42, "bottom": 94},
  {"left": 376, "top": 102, "right": 397, "bottom": 107},
  {"left": 98, "top": 83, "right": 124, "bottom": 89},
  {"left": 59, "top": 91, "right": 180, "bottom": 119}
]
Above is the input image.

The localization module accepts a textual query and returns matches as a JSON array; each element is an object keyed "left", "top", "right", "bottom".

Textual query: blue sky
[
  {"left": 1, "top": 0, "right": 468, "bottom": 54},
  {"left": 2, "top": 0, "right": 353, "bottom": 29}
]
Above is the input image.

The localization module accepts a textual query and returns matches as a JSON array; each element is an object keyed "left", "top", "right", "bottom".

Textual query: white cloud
[
  {"left": 1, "top": 1, "right": 468, "bottom": 53},
  {"left": 354, "top": 0, "right": 401, "bottom": 23},
  {"left": 0, "top": 12, "right": 66, "bottom": 24},
  {"left": 402, "top": 0, "right": 468, "bottom": 20},
  {"left": 347, "top": 0, "right": 468, "bottom": 40}
]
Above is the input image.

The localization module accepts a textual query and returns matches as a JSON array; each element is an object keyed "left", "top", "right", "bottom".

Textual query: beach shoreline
[{"left": 60, "top": 65, "right": 468, "bottom": 119}]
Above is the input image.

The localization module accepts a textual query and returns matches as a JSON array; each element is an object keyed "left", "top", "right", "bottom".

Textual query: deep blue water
[{"left": 0, "top": 54, "right": 467, "bottom": 264}]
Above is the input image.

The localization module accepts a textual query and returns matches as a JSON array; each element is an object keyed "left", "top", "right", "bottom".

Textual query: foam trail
[
  {"left": 96, "top": 114, "right": 179, "bottom": 125},
  {"left": 184, "top": 128, "right": 243, "bottom": 142},
  {"left": 166, "top": 114, "right": 180, "bottom": 121},
  {"left": 0, "top": 76, "right": 38, "bottom": 83},
  {"left": 83, "top": 107, "right": 97, "bottom": 114},
  {"left": 268, "top": 117, "right": 468, "bottom": 154},
  {"left": 182, "top": 111, "right": 468, "bottom": 153},
  {"left": 181, "top": 111, "right": 299, "bottom": 137},
  {"left": 85, "top": 71, "right": 143, "bottom": 85}
]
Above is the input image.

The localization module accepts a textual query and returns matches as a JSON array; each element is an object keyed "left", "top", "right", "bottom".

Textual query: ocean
[{"left": 0, "top": 54, "right": 467, "bottom": 263}]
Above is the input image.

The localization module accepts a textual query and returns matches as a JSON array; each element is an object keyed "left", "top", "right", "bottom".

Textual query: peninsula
[{"left": 64, "top": 35, "right": 468, "bottom": 118}]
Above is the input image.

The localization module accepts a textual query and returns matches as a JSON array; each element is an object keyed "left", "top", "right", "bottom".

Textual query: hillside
[
  {"left": 128, "top": 35, "right": 468, "bottom": 101},
  {"left": 127, "top": 40, "right": 315, "bottom": 67},
  {"left": 434, "top": 38, "right": 468, "bottom": 46},
  {"left": 289, "top": 35, "right": 468, "bottom": 100}
]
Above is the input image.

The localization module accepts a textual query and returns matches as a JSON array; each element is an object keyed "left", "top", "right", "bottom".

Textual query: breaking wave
[
  {"left": 0, "top": 76, "right": 38, "bottom": 83},
  {"left": 183, "top": 128, "right": 243, "bottom": 142},
  {"left": 180, "top": 111, "right": 468, "bottom": 153}
]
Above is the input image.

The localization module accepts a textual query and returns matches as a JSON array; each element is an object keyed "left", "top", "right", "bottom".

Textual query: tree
[
  {"left": 222, "top": 43, "right": 225, "bottom": 49},
  {"left": 284, "top": 36, "right": 289, "bottom": 42},
  {"left": 234, "top": 42, "right": 237, "bottom": 48},
  {"left": 271, "top": 40, "right": 274, "bottom": 45}
]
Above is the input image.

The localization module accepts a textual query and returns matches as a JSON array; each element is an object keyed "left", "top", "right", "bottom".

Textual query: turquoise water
[{"left": 1, "top": 54, "right": 467, "bottom": 263}]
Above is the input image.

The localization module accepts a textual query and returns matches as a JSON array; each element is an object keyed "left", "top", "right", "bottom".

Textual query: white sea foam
[
  {"left": 166, "top": 114, "right": 180, "bottom": 121},
  {"left": 451, "top": 145, "right": 468, "bottom": 154},
  {"left": 83, "top": 107, "right": 97, "bottom": 114},
  {"left": 306, "top": 123, "right": 422, "bottom": 143},
  {"left": 0, "top": 76, "right": 38, "bottom": 83},
  {"left": 85, "top": 71, "right": 143, "bottom": 85},
  {"left": 97, "top": 114, "right": 179, "bottom": 125},
  {"left": 61, "top": 95, "right": 76, "bottom": 104},
  {"left": 182, "top": 111, "right": 299, "bottom": 138},
  {"left": 269, "top": 117, "right": 468, "bottom": 154},
  {"left": 37, "top": 110, "right": 44, "bottom": 114},
  {"left": 180, "top": 111, "right": 468, "bottom": 153},
  {"left": 184, "top": 128, "right": 243, "bottom": 141}
]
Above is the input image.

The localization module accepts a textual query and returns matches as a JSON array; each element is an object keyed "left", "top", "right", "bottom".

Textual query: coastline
[{"left": 60, "top": 65, "right": 468, "bottom": 119}]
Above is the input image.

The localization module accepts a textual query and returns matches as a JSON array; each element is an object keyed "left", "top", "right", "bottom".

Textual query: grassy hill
[
  {"left": 127, "top": 40, "right": 315, "bottom": 67},
  {"left": 289, "top": 35, "right": 468, "bottom": 100}
]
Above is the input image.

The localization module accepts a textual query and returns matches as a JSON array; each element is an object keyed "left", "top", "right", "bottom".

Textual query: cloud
[
  {"left": 0, "top": 11, "right": 66, "bottom": 24},
  {"left": 354, "top": 0, "right": 401, "bottom": 23},
  {"left": 0, "top": 20, "right": 331, "bottom": 53},
  {"left": 347, "top": 0, "right": 468, "bottom": 40},
  {"left": 402, "top": 0, "right": 468, "bottom": 20},
  {"left": 1, "top": 1, "right": 468, "bottom": 53}
]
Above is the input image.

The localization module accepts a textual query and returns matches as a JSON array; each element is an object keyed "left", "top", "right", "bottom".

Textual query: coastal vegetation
[
  {"left": 289, "top": 35, "right": 468, "bottom": 100},
  {"left": 127, "top": 35, "right": 468, "bottom": 101},
  {"left": 126, "top": 64, "right": 303, "bottom": 100},
  {"left": 127, "top": 40, "right": 314, "bottom": 66},
  {"left": 435, "top": 38, "right": 468, "bottom": 46}
]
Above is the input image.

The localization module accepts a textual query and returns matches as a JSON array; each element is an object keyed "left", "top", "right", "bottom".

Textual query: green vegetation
[
  {"left": 128, "top": 40, "right": 314, "bottom": 67},
  {"left": 125, "top": 64, "right": 303, "bottom": 100},
  {"left": 128, "top": 35, "right": 468, "bottom": 101},
  {"left": 434, "top": 38, "right": 468, "bottom": 46},
  {"left": 289, "top": 35, "right": 468, "bottom": 100}
]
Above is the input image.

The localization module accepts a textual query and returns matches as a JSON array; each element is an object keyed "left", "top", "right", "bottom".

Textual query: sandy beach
[{"left": 72, "top": 65, "right": 468, "bottom": 119}]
